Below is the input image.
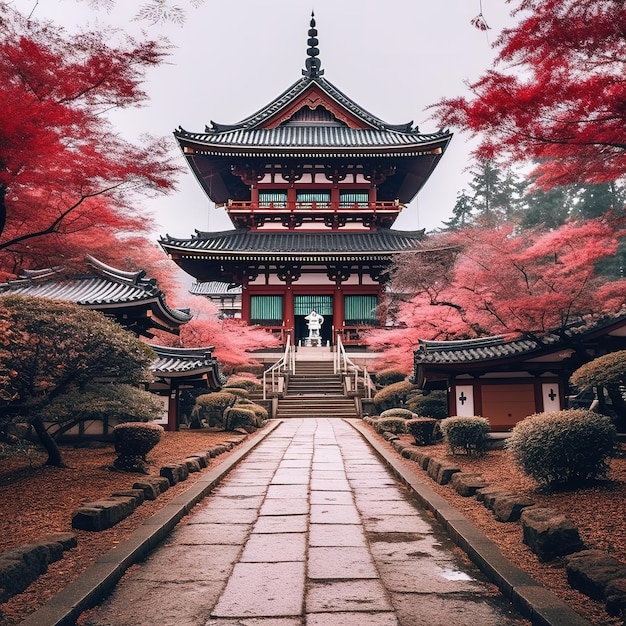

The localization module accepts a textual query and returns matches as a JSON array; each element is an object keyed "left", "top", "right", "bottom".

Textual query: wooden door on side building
[{"left": 480, "top": 383, "right": 538, "bottom": 431}]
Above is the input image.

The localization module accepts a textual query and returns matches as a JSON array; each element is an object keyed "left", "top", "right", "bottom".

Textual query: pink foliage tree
[
  {"left": 366, "top": 216, "right": 626, "bottom": 373},
  {"left": 152, "top": 293, "right": 279, "bottom": 372}
]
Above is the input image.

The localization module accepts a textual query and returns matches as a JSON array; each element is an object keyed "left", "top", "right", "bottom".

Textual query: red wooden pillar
[
  {"left": 284, "top": 286, "right": 294, "bottom": 344},
  {"left": 167, "top": 387, "right": 178, "bottom": 432},
  {"left": 241, "top": 286, "right": 250, "bottom": 324},
  {"left": 333, "top": 285, "right": 344, "bottom": 344}
]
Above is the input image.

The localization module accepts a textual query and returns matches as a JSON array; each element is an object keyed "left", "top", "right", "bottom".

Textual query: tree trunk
[
  {"left": 31, "top": 414, "right": 66, "bottom": 467},
  {"left": 0, "top": 184, "right": 6, "bottom": 239},
  {"left": 606, "top": 384, "right": 626, "bottom": 429}
]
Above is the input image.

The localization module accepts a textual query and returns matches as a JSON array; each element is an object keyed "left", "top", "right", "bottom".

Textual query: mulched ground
[{"left": 0, "top": 425, "right": 624, "bottom": 625}]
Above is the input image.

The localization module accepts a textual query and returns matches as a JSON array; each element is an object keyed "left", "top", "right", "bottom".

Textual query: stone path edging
[
  {"left": 18, "top": 420, "right": 283, "bottom": 626},
  {"left": 347, "top": 418, "right": 592, "bottom": 626}
]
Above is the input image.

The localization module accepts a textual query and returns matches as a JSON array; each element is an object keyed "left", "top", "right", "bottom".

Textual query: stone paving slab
[
  {"left": 240, "top": 532, "right": 306, "bottom": 562},
  {"left": 309, "top": 524, "right": 367, "bottom": 547},
  {"left": 212, "top": 562, "right": 305, "bottom": 618},
  {"left": 305, "top": 579, "right": 394, "bottom": 613},
  {"left": 167, "top": 522, "right": 250, "bottom": 545}
]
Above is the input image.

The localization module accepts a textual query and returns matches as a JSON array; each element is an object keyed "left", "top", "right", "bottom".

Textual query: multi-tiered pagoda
[{"left": 161, "top": 15, "right": 452, "bottom": 347}]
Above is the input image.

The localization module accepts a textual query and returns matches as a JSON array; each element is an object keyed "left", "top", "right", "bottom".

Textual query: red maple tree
[
  {"left": 433, "top": 0, "right": 626, "bottom": 188},
  {"left": 0, "top": 5, "right": 179, "bottom": 277},
  {"left": 367, "top": 216, "right": 626, "bottom": 373}
]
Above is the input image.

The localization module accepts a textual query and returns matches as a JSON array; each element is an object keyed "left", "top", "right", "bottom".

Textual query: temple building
[{"left": 161, "top": 15, "right": 452, "bottom": 347}]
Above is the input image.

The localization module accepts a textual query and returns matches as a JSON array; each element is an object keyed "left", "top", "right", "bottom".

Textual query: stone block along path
[{"left": 81, "top": 419, "right": 530, "bottom": 626}]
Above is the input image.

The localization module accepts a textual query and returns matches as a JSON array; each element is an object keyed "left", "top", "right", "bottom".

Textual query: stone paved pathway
[{"left": 82, "top": 419, "right": 528, "bottom": 626}]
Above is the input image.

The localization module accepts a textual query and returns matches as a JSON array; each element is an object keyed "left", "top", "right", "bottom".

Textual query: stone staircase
[{"left": 276, "top": 359, "right": 358, "bottom": 419}]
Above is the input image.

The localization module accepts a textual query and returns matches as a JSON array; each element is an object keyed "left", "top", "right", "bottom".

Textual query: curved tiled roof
[
  {"left": 0, "top": 257, "right": 191, "bottom": 327},
  {"left": 413, "top": 335, "right": 561, "bottom": 365},
  {"left": 149, "top": 345, "right": 225, "bottom": 388},
  {"left": 161, "top": 229, "right": 424, "bottom": 258},
  {"left": 190, "top": 282, "right": 242, "bottom": 296},
  {"left": 175, "top": 124, "right": 449, "bottom": 154}
]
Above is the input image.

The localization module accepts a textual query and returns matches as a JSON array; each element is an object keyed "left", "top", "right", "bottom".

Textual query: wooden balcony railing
[{"left": 227, "top": 200, "right": 403, "bottom": 214}]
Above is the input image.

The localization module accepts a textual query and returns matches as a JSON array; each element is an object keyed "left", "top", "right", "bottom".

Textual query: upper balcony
[{"left": 226, "top": 200, "right": 404, "bottom": 230}]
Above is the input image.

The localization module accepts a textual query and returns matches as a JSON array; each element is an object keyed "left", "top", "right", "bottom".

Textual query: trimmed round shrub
[
  {"left": 374, "top": 369, "right": 407, "bottom": 387},
  {"left": 224, "top": 406, "right": 257, "bottom": 432},
  {"left": 440, "top": 416, "right": 490, "bottom": 455},
  {"left": 407, "top": 391, "right": 449, "bottom": 419},
  {"left": 112, "top": 422, "right": 164, "bottom": 473},
  {"left": 237, "top": 400, "right": 269, "bottom": 426},
  {"left": 224, "top": 377, "right": 262, "bottom": 393},
  {"left": 506, "top": 409, "right": 618, "bottom": 488},
  {"left": 380, "top": 408, "right": 416, "bottom": 419},
  {"left": 374, "top": 417, "right": 408, "bottom": 435},
  {"left": 221, "top": 387, "right": 249, "bottom": 399},
  {"left": 406, "top": 418, "right": 438, "bottom": 446},
  {"left": 570, "top": 351, "right": 626, "bottom": 390},
  {"left": 373, "top": 381, "right": 416, "bottom": 412},
  {"left": 192, "top": 392, "right": 236, "bottom": 428}
]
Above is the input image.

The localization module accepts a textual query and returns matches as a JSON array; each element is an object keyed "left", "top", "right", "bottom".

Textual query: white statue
[{"left": 305, "top": 309, "right": 324, "bottom": 338}]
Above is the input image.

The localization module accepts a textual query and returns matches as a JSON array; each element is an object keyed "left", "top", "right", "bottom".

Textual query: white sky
[{"left": 15, "top": 0, "right": 519, "bottom": 237}]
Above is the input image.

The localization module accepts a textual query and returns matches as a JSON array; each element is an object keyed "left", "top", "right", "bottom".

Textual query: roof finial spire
[{"left": 303, "top": 11, "right": 324, "bottom": 78}]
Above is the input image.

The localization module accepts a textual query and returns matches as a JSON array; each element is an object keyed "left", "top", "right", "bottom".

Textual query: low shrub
[
  {"left": 440, "top": 416, "right": 490, "bottom": 455},
  {"left": 224, "top": 377, "right": 262, "bottom": 393},
  {"left": 406, "top": 418, "right": 438, "bottom": 445},
  {"left": 373, "top": 381, "right": 416, "bottom": 412},
  {"left": 506, "top": 409, "right": 618, "bottom": 488},
  {"left": 112, "top": 422, "right": 164, "bottom": 473},
  {"left": 407, "top": 391, "right": 448, "bottom": 419},
  {"left": 380, "top": 408, "right": 416, "bottom": 419},
  {"left": 224, "top": 406, "right": 257, "bottom": 432},
  {"left": 237, "top": 400, "right": 269, "bottom": 426},
  {"left": 374, "top": 417, "right": 407, "bottom": 435},
  {"left": 222, "top": 387, "right": 249, "bottom": 399},
  {"left": 374, "top": 369, "right": 407, "bottom": 387},
  {"left": 191, "top": 392, "right": 236, "bottom": 428}
]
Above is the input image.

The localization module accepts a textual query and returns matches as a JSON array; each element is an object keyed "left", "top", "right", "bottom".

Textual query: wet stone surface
[{"left": 81, "top": 418, "right": 529, "bottom": 626}]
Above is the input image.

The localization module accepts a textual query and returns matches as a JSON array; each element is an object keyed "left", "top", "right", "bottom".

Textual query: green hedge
[
  {"left": 407, "top": 391, "right": 448, "bottom": 419},
  {"left": 506, "top": 409, "right": 618, "bottom": 488},
  {"left": 373, "top": 381, "right": 416, "bottom": 412},
  {"left": 440, "top": 416, "right": 490, "bottom": 455},
  {"left": 406, "top": 418, "right": 438, "bottom": 445},
  {"left": 191, "top": 392, "right": 236, "bottom": 428},
  {"left": 224, "top": 406, "right": 257, "bottom": 432},
  {"left": 380, "top": 408, "right": 416, "bottom": 419},
  {"left": 112, "top": 422, "right": 164, "bottom": 473}
]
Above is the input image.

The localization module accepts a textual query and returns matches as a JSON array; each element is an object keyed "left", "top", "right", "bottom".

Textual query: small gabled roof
[
  {"left": 149, "top": 345, "right": 225, "bottom": 389},
  {"left": 0, "top": 256, "right": 191, "bottom": 337}
]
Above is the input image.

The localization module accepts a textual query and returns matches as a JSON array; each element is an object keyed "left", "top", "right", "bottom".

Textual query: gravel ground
[{"left": 0, "top": 424, "right": 624, "bottom": 626}]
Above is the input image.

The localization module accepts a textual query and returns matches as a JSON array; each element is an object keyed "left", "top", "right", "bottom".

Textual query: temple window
[
  {"left": 296, "top": 191, "right": 331, "bottom": 208},
  {"left": 259, "top": 191, "right": 287, "bottom": 208},
  {"left": 339, "top": 191, "right": 369, "bottom": 208},
  {"left": 250, "top": 295, "right": 283, "bottom": 324},
  {"left": 344, "top": 294, "right": 378, "bottom": 325}
]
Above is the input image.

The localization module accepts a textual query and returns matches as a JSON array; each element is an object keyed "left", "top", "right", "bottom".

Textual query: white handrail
[
  {"left": 262, "top": 334, "right": 295, "bottom": 400},
  {"left": 335, "top": 333, "right": 374, "bottom": 400}
]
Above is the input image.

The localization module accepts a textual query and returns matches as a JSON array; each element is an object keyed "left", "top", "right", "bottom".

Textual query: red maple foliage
[
  {"left": 432, "top": 0, "right": 626, "bottom": 188},
  {"left": 366, "top": 217, "right": 626, "bottom": 373},
  {"left": 0, "top": 5, "right": 179, "bottom": 277}
]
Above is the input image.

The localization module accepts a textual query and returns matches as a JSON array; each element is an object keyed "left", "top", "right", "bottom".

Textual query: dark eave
[
  {"left": 161, "top": 229, "right": 425, "bottom": 260},
  {"left": 0, "top": 256, "right": 191, "bottom": 335}
]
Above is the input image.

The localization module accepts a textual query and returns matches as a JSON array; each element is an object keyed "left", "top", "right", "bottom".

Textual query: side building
[{"left": 161, "top": 15, "right": 451, "bottom": 347}]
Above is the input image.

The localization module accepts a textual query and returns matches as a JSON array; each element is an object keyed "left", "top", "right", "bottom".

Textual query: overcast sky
[{"left": 17, "top": 0, "right": 519, "bottom": 237}]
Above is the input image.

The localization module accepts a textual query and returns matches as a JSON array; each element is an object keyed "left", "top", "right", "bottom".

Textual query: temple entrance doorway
[{"left": 294, "top": 295, "right": 333, "bottom": 346}]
